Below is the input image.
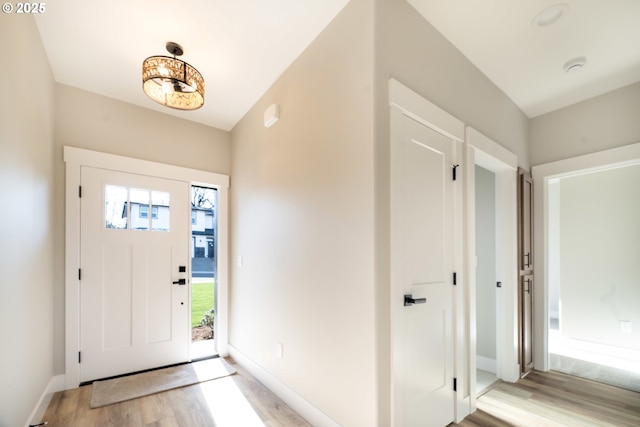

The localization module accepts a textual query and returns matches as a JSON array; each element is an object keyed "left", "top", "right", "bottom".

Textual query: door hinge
[
  {"left": 453, "top": 377, "right": 457, "bottom": 392},
  {"left": 453, "top": 272, "right": 457, "bottom": 286},
  {"left": 78, "top": 351, "right": 81, "bottom": 364},
  {"left": 452, "top": 164, "right": 459, "bottom": 181},
  {"left": 79, "top": 185, "right": 82, "bottom": 198},
  {"left": 78, "top": 268, "right": 81, "bottom": 280}
]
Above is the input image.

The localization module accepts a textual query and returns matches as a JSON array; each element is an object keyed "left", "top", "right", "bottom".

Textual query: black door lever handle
[
  {"left": 172, "top": 278, "right": 186, "bottom": 285},
  {"left": 404, "top": 294, "right": 427, "bottom": 306}
]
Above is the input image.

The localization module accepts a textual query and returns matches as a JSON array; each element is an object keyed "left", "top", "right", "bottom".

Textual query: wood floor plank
[
  {"left": 138, "top": 392, "right": 175, "bottom": 425},
  {"left": 454, "top": 370, "right": 640, "bottom": 427},
  {"left": 40, "top": 363, "right": 640, "bottom": 426},
  {"left": 40, "top": 357, "right": 311, "bottom": 427}
]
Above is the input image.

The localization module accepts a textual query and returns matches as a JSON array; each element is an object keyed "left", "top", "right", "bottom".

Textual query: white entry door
[
  {"left": 80, "top": 166, "right": 190, "bottom": 382},
  {"left": 391, "top": 111, "right": 456, "bottom": 426}
]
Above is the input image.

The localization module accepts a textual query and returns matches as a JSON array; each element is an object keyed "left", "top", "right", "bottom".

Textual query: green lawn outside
[{"left": 192, "top": 282, "right": 215, "bottom": 328}]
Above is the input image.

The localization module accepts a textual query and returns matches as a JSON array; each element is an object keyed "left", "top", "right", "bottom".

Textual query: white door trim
[
  {"left": 389, "top": 79, "right": 465, "bottom": 424},
  {"left": 64, "top": 146, "right": 230, "bottom": 389},
  {"left": 389, "top": 79, "right": 465, "bottom": 143},
  {"left": 464, "top": 127, "right": 519, "bottom": 412},
  {"left": 531, "top": 141, "right": 640, "bottom": 371}
]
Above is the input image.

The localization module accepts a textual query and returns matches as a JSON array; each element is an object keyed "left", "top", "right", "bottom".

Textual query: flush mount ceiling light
[
  {"left": 142, "top": 42, "right": 205, "bottom": 110},
  {"left": 532, "top": 3, "right": 569, "bottom": 28},
  {"left": 564, "top": 56, "right": 586, "bottom": 73}
]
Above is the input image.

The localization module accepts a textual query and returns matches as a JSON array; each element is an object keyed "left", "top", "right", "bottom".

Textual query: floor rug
[{"left": 90, "top": 357, "right": 236, "bottom": 408}]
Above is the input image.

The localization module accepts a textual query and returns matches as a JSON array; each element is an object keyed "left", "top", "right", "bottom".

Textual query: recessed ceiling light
[
  {"left": 564, "top": 57, "right": 586, "bottom": 73},
  {"left": 532, "top": 4, "right": 569, "bottom": 28}
]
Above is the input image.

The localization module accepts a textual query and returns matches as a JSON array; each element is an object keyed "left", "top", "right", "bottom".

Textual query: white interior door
[
  {"left": 80, "top": 166, "right": 190, "bottom": 382},
  {"left": 391, "top": 111, "right": 455, "bottom": 426}
]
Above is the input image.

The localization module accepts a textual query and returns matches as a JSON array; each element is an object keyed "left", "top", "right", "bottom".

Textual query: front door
[
  {"left": 79, "top": 166, "right": 190, "bottom": 382},
  {"left": 391, "top": 111, "right": 455, "bottom": 426}
]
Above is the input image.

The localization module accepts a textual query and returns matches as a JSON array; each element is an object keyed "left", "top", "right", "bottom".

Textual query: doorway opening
[
  {"left": 190, "top": 185, "right": 218, "bottom": 360},
  {"left": 545, "top": 164, "right": 640, "bottom": 391},
  {"left": 466, "top": 127, "right": 520, "bottom": 411},
  {"left": 474, "top": 165, "right": 499, "bottom": 394}
]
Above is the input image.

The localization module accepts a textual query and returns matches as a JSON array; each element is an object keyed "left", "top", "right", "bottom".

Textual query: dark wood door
[
  {"left": 521, "top": 274, "right": 534, "bottom": 372},
  {"left": 520, "top": 172, "right": 533, "bottom": 271},
  {"left": 518, "top": 168, "right": 534, "bottom": 376}
]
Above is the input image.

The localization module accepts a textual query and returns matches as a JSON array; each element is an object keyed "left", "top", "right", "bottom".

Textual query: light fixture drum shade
[{"left": 142, "top": 55, "right": 205, "bottom": 110}]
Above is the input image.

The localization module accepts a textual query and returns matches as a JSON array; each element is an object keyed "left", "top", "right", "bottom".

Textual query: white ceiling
[
  {"left": 407, "top": 0, "right": 640, "bottom": 117},
  {"left": 35, "top": 1, "right": 640, "bottom": 131},
  {"left": 34, "top": 0, "right": 350, "bottom": 131}
]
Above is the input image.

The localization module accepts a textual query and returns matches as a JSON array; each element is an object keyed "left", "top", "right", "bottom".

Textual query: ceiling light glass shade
[{"left": 142, "top": 55, "right": 205, "bottom": 110}]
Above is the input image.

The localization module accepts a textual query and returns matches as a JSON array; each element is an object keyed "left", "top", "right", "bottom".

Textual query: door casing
[
  {"left": 465, "top": 127, "right": 520, "bottom": 411},
  {"left": 531, "top": 141, "right": 640, "bottom": 372},
  {"left": 64, "top": 146, "right": 229, "bottom": 389}
]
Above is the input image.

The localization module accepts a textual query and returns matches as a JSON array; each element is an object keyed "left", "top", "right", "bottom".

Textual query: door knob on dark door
[
  {"left": 404, "top": 294, "right": 427, "bottom": 306},
  {"left": 172, "top": 278, "right": 186, "bottom": 285}
]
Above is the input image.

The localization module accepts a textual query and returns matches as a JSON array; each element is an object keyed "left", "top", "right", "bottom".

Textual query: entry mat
[{"left": 90, "top": 357, "right": 237, "bottom": 408}]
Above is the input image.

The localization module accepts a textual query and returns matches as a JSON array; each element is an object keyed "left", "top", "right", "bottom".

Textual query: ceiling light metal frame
[{"left": 142, "top": 42, "right": 205, "bottom": 111}]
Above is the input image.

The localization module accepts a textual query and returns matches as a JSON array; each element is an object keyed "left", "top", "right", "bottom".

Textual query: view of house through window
[
  {"left": 104, "top": 185, "right": 170, "bottom": 232},
  {"left": 191, "top": 185, "right": 217, "bottom": 358}
]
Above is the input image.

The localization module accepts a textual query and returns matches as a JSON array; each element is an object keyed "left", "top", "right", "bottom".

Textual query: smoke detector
[{"left": 564, "top": 57, "right": 586, "bottom": 73}]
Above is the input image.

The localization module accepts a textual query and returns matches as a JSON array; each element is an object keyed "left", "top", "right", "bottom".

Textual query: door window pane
[
  {"left": 151, "top": 191, "right": 170, "bottom": 231},
  {"left": 105, "top": 185, "right": 128, "bottom": 229},
  {"left": 130, "top": 188, "right": 150, "bottom": 230}
]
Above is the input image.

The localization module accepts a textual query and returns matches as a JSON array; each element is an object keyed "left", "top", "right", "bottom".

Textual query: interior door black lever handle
[
  {"left": 404, "top": 294, "right": 427, "bottom": 306},
  {"left": 172, "top": 278, "right": 186, "bottom": 285}
]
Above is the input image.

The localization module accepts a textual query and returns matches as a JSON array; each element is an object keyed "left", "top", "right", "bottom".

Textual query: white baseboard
[
  {"left": 476, "top": 355, "right": 497, "bottom": 374},
  {"left": 26, "top": 374, "right": 65, "bottom": 427},
  {"left": 228, "top": 345, "right": 341, "bottom": 427}
]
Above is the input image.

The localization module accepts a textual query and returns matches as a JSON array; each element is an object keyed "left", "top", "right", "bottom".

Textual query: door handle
[
  {"left": 404, "top": 294, "right": 426, "bottom": 306},
  {"left": 172, "top": 278, "right": 186, "bottom": 285},
  {"left": 525, "top": 278, "right": 531, "bottom": 294},
  {"left": 524, "top": 252, "right": 531, "bottom": 268}
]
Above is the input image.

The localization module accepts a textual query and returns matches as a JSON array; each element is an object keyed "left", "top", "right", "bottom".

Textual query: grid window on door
[{"left": 105, "top": 185, "right": 170, "bottom": 232}]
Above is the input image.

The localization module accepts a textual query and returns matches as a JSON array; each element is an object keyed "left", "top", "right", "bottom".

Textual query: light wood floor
[
  {"left": 41, "top": 357, "right": 311, "bottom": 426},
  {"left": 41, "top": 362, "right": 640, "bottom": 427},
  {"left": 454, "top": 370, "right": 640, "bottom": 427}
]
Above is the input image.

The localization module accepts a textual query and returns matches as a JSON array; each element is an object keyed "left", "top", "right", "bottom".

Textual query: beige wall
[
  {"left": 55, "top": 84, "right": 231, "bottom": 174},
  {"left": 52, "top": 85, "right": 231, "bottom": 373},
  {"left": 0, "top": 15, "right": 56, "bottom": 427},
  {"left": 530, "top": 82, "right": 640, "bottom": 165},
  {"left": 230, "top": 0, "right": 376, "bottom": 425}
]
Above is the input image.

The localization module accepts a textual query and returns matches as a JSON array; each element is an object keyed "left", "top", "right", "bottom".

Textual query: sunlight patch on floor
[
  {"left": 192, "top": 358, "right": 232, "bottom": 381},
  {"left": 198, "top": 376, "right": 265, "bottom": 426},
  {"left": 549, "top": 329, "right": 640, "bottom": 374}
]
